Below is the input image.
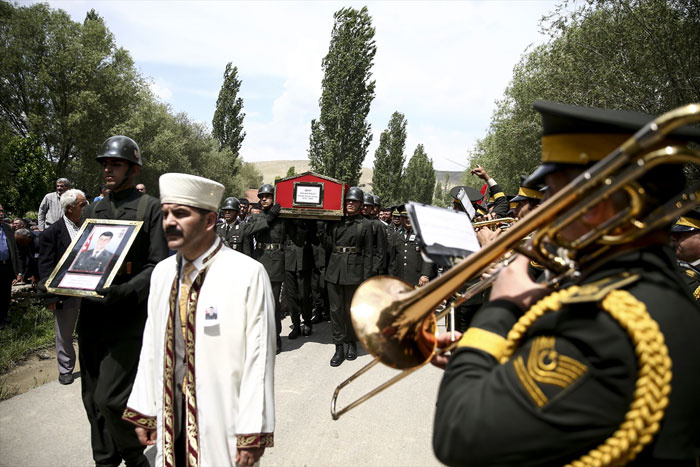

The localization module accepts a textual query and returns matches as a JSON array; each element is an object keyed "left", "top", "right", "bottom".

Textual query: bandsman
[
  {"left": 671, "top": 207, "right": 700, "bottom": 301},
  {"left": 433, "top": 100, "right": 700, "bottom": 466}
]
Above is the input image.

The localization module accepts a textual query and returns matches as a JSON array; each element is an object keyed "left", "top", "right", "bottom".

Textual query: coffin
[{"left": 274, "top": 172, "right": 349, "bottom": 219}]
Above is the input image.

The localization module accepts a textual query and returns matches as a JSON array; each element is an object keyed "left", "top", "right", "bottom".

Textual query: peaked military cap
[
  {"left": 526, "top": 101, "right": 700, "bottom": 186},
  {"left": 672, "top": 207, "right": 700, "bottom": 233},
  {"left": 450, "top": 185, "right": 485, "bottom": 204}
]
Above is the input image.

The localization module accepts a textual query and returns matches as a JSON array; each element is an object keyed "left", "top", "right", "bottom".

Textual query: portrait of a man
[{"left": 72, "top": 231, "right": 115, "bottom": 273}]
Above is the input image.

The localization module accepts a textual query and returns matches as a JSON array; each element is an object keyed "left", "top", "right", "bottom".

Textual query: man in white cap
[{"left": 123, "top": 173, "right": 276, "bottom": 467}]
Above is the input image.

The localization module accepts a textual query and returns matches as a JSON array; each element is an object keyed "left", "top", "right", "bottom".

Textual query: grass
[{"left": 0, "top": 303, "right": 55, "bottom": 374}]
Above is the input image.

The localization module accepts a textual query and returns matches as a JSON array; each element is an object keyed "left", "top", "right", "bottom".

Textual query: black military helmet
[
  {"left": 221, "top": 197, "right": 241, "bottom": 211},
  {"left": 373, "top": 195, "right": 381, "bottom": 206},
  {"left": 96, "top": 136, "right": 142, "bottom": 166},
  {"left": 258, "top": 184, "right": 274, "bottom": 196},
  {"left": 345, "top": 186, "right": 364, "bottom": 201},
  {"left": 363, "top": 193, "right": 375, "bottom": 205}
]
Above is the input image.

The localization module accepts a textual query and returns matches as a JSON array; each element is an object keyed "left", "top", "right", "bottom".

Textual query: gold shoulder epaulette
[
  {"left": 685, "top": 268, "right": 698, "bottom": 280},
  {"left": 560, "top": 272, "right": 640, "bottom": 304}
]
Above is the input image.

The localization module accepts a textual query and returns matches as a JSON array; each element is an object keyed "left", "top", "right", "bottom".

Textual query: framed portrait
[{"left": 45, "top": 219, "right": 144, "bottom": 298}]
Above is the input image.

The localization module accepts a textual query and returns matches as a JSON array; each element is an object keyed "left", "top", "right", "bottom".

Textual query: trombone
[
  {"left": 472, "top": 217, "right": 516, "bottom": 230},
  {"left": 330, "top": 103, "right": 700, "bottom": 420}
]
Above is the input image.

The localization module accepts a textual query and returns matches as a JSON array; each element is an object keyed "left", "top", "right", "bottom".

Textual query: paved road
[{"left": 0, "top": 315, "right": 446, "bottom": 466}]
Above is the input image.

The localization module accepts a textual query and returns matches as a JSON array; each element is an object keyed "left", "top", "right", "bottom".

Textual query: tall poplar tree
[
  {"left": 372, "top": 111, "right": 407, "bottom": 205},
  {"left": 403, "top": 144, "right": 435, "bottom": 204},
  {"left": 308, "top": 6, "right": 376, "bottom": 185},
  {"left": 212, "top": 63, "right": 245, "bottom": 176}
]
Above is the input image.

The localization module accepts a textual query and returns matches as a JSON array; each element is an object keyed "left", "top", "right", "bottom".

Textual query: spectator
[
  {"left": 11, "top": 218, "right": 25, "bottom": 231},
  {"left": 38, "top": 177, "right": 70, "bottom": 231},
  {"left": 38, "top": 188, "right": 87, "bottom": 385},
  {"left": 135, "top": 183, "right": 146, "bottom": 193},
  {"left": 14, "top": 228, "right": 38, "bottom": 285},
  {"left": 93, "top": 184, "right": 110, "bottom": 203},
  {"left": 0, "top": 203, "right": 19, "bottom": 326}
]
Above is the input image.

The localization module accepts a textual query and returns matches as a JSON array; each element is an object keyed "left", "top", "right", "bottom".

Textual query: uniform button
[{"left": 404, "top": 263, "right": 407, "bottom": 266}]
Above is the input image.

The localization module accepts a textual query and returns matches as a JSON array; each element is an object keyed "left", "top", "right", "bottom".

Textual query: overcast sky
[{"left": 29, "top": 1, "right": 558, "bottom": 171}]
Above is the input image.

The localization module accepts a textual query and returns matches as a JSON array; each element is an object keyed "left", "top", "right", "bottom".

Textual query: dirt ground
[{"left": 1, "top": 342, "right": 78, "bottom": 398}]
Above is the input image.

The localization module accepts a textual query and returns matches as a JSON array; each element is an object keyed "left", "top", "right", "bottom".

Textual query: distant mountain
[{"left": 249, "top": 160, "right": 463, "bottom": 190}]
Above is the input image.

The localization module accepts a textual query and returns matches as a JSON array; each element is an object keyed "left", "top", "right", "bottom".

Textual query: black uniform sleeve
[
  {"left": 489, "top": 184, "right": 509, "bottom": 218},
  {"left": 361, "top": 222, "right": 374, "bottom": 281},
  {"left": 38, "top": 229, "right": 56, "bottom": 279},
  {"left": 433, "top": 300, "right": 635, "bottom": 466},
  {"left": 129, "top": 199, "right": 169, "bottom": 304}
]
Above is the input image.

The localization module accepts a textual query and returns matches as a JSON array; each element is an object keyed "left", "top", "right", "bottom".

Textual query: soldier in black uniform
[
  {"left": 246, "top": 184, "right": 284, "bottom": 352},
  {"left": 79, "top": 136, "right": 169, "bottom": 467},
  {"left": 433, "top": 101, "right": 700, "bottom": 466},
  {"left": 215, "top": 197, "right": 251, "bottom": 255},
  {"left": 362, "top": 193, "right": 387, "bottom": 276},
  {"left": 284, "top": 219, "right": 315, "bottom": 339},
  {"left": 389, "top": 209, "right": 436, "bottom": 287},
  {"left": 390, "top": 206, "right": 402, "bottom": 232},
  {"left": 671, "top": 208, "right": 700, "bottom": 301},
  {"left": 319, "top": 187, "right": 373, "bottom": 367}
]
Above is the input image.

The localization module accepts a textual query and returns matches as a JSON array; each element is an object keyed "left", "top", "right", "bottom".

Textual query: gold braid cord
[{"left": 500, "top": 287, "right": 672, "bottom": 467}]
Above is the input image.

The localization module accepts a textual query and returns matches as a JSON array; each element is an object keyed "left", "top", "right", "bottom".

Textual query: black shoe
[
  {"left": 58, "top": 373, "right": 74, "bottom": 385},
  {"left": 346, "top": 342, "right": 357, "bottom": 360},
  {"left": 288, "top": 326, "right": 301, "bottom": 339},
  {"left": 276, "top": 336, "right": 282, "bottom": 354},
  {"left": 301, "top": 324, "right": 312, "bottom": 336},
  {"left": 310, "top": 313, "right": 323, "bottom": 324},
  {"left": 330, "top": 344, "right": 345, "bottom": 367}
]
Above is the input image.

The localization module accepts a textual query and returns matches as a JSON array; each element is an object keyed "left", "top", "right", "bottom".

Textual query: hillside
[{"left": 249, "top": 160, "right": 464, "bottom": 190}]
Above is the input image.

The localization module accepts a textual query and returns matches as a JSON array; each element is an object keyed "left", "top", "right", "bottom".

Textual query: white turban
[{"left": 159, "top": 173, "right": 224, "bottom": 212}]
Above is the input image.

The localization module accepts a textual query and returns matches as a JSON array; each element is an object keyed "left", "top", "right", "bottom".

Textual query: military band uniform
[
  {"left": 678, "top": 261, "right": 700, "bottom": 301},
  {"left": 319, "top": 215, "right": 374, "bottom": 346},
  {"left": 79, "top": 187, "right": 168, "bottom": 466},
  {"left": 215, "top": 218, "right": 251, "bottom": 256},
  {"left": 434, "top": 246, "right": 700, "bottom": 466}
]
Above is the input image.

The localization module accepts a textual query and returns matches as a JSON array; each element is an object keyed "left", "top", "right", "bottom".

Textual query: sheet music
[{"left": 407, "top": 202, "right": 481, "bottom": 255}]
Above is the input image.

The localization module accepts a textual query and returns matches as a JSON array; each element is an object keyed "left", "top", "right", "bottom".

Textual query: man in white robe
[{"left": 123, "top": 173, "right": 276, "bottom": 467}]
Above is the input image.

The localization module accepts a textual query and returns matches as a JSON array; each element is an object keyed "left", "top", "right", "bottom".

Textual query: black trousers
[
  {"left": 271, "top": 281, "right": 282, "bottom": 337},
  {"left": 0, "top": 261, "right": 12, "bottom": 324},
  {"left": 327, "top": 282, "right": 358, "bottom": 345},
  {"left": 285, "top": 269, "right": 312, "bottom": 328},
  {"left": 78, "top": 333, "right": 148, "bottom": 467},
  {"left": 311, "top": 266, "right": 328, "bottom": 315}
]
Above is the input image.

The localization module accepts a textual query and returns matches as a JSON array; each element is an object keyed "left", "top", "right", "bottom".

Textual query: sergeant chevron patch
[{"left": 514, "top": 336, "right": 587, "bottom": 408}]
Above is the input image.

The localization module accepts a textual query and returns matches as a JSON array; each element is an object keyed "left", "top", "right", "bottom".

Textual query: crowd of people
[{"left": 1, "top": 99, "right": 700, "bottom": 466}]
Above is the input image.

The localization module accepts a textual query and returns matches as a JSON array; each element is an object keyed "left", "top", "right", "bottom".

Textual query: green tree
[
  {"left": 372, "top": 111, "right": 407, "bottom": 205},
  {"left": 239, "top": 162, "right": 263, "bottom": 191},
  {"left": 403, "top": 144, "right": 435, "bottom": 204},
  {"left": 0, "top": 3, "right": 143, "bottom": 183},
  {"left": 467, "top": 0, "right": 700, "bottom": 193},
  {"left": 0, "top": 133, "right": 55, "bottom": 216},
  {"left": 308, "top": 6, "right": 376, "bottom": 185},
  {"left": 212, "top": 63, "right": 245, "bottom": 176},
  {"left": 285, "top": 166, "right": 296, "bottom": 178}
]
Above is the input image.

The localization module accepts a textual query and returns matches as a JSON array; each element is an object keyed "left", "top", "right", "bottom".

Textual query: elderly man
[
  {"left": 432, "top": 101, "right": 700, "bottom": 466},
  {"left": 123, "top": 173, "right": 275, "bottom": 467},
  {"left": 38, "top": 177, "right": 70, "bottom": 231},
  {"left": 38, "top": 189, "right": 87, "bottom": 385}
]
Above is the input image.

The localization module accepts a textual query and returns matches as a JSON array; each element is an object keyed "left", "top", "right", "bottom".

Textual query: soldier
[
  {"left": 389, "top": 209, "right": 436, "bottom": 287},
  {"left": 309, "top": 240, "right": 330, "bottom": 324},
  {"left": 362, "top": 193, "right": 387, "bottom": 276},
  {"left": 78, "top": 135, "right": 169, "bottom": 467},
  {"left": 671, "top": 208, "right": 700, "bottom": 301},
  {"left": 432, "top": 101, "right": 700, "bottom": 466},
  {"left": 510, "top": 176, "right": 544, "bottom": 220},
  {"left": 319, "top": 187, "right": 373, "bottom": 367},
  {"left": 378, "top": 205, "right": 391, "bottom": 226},
  {"left": 216, "top": 197, "right": 251, "bottom": 255},
  {"left": 246, "top": 183, "right": 284, "bottom": 353},
  {"left": 284, "top": 219, "right": 314, "bottom": 338},
  {"left": 238, "top": 197, "right": 250, "bottom": 224}
]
